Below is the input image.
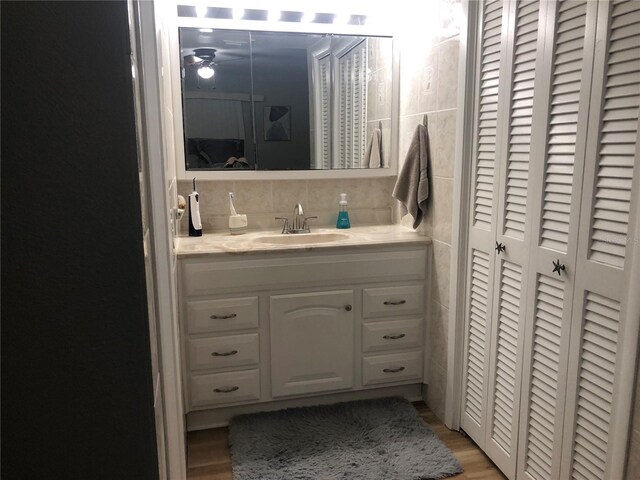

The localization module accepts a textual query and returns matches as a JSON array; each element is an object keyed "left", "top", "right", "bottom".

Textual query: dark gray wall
[{"left": 1, "top": 2, "right": 159, "bottom": 479}]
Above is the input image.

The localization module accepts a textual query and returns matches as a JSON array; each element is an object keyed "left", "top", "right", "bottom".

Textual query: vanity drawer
[
  {"left": 362, "top": 285, "right": 424, "bottom": 318},
  {"left": 189, "top": 369, "right": 261, "bottom": 408},
  {"left": 187, "top": 333, "right": 259, "bottom": 371},
  {"left": 362, "top": 318, "right": 423, "bottom": 353},
  {"left": 362, "top": 351, "right": 423, "bottom": 386},
  {"left": 186, "top": 297, "right": 258, "bottom": 334}
]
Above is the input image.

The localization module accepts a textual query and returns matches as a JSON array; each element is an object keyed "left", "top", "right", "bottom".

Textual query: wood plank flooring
[{"left": 186, "top": 401, "right": 506, "bottom": 479}]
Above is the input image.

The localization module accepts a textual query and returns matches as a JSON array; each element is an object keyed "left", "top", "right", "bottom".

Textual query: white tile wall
[
  {"left": 177, "top": 177, "right": 396, "bottom": 234},
  {"left": 397, "top": 0, "right": 462, "bottom": 420}
]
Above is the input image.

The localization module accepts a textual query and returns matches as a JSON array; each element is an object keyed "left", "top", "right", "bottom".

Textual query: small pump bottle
[{"left": 336, "top": 193, "right": 351, "bottom": 229}]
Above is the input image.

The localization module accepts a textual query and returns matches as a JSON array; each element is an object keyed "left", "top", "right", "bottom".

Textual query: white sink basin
[{"left": 252, "top": 232, "right": 350, "bottom": 246}]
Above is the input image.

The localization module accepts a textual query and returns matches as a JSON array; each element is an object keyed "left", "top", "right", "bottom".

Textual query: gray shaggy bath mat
[{"left": 228, "top": 396, "right": 463, "bottom": 480}]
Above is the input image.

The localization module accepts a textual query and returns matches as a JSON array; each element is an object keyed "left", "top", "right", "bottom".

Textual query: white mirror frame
[{"left": 170, "top": 8, "right": 400, "bottom": 180}]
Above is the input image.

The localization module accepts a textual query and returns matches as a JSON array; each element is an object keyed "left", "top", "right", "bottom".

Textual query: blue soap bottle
[{"left": 336, "top": 193, "right": 351, "bottom": 229}]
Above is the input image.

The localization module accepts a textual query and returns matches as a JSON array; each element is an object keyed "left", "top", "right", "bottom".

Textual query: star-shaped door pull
[
  {"left": 495, "top": 242, "right": 506, "bottom": 255},
  {"left": 552, "top": 259, "right": 566, "bottom": 276}
]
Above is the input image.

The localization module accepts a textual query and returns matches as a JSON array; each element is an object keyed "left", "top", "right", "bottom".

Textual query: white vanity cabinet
[{"left": 177, "top": 240, "right": 430, "bottom": 428}]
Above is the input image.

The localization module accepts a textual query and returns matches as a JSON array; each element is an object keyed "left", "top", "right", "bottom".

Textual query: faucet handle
[
  {"left": 275, "top": 217, "right": 289, "bottom": 234},
  {"left": 302, "top": 216, "right": 317, "bottom": 232}
]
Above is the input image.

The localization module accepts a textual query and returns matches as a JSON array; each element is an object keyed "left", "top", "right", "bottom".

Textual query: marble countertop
[{"left": 176, "top": 225, "right": 431, "bottom": 258}]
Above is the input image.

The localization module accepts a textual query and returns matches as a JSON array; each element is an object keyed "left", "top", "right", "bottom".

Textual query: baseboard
[{"left": 187, "top": 384, "right": 423, "bottom": 430}]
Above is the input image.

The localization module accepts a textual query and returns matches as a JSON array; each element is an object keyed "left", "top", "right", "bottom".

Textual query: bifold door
[{"left": 461, "top": 1, "right": 640, "bottom": 480}]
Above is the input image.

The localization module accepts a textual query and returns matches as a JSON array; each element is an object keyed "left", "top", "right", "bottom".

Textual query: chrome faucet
[
  {"left": 275, "top": 203, "right": 317, "bottom": 234},
  {"left": 292, "top": 203, "right": 304, "bottom": 231}
]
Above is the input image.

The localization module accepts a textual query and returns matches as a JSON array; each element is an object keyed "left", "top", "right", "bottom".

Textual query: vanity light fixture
[
  {"left": 178, "top": 5, "right": 371, "bottom": 28},
  {"left": 195, "top": 5, "right": 208, "bottom": 18},
  {"left": 198, "top": 28, "right": 213, "bottom": 33}
]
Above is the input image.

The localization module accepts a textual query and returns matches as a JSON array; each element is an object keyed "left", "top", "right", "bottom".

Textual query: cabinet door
[{"left": 270, "top": 290, "right": 354, "bottom": 398}]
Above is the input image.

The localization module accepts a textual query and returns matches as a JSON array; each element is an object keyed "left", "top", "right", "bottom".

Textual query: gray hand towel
[
  {"left": 364, "top": 128, "right": 383, "bottom": 168},
  {"left": 392, "top": 124, "right": 430, "bottom": 229}
]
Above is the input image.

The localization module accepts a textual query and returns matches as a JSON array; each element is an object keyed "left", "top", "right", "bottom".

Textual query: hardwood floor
[{"left": 186, "top": 401, "right": 506, "bottom": 479}]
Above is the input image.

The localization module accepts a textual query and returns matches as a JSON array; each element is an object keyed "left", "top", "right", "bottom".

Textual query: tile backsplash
[{"left": 177, "top": 177, "right": 397, "bottom": 234}]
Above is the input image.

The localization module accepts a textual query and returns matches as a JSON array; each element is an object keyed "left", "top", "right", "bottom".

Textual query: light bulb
[
  {"left": 267, "top": 10, "right": 281, "bottom": 22},
  {"left": 195, "top": 5, "right": 207, "bottom": 18},
  {"left": 334, "top": 13, "right": 350, "bottom": 24},
  {"left": 198, "top": 65, "right": 215, "bottom": 79},
  {"left": 232, "top": 8, "right": 244, "bottom": 20},
  {"left": 301, "top": 12, "right": 315, "bottom": 23}
]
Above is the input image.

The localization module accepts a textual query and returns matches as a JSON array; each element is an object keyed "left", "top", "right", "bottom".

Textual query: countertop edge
[{"left": 175, "top": 226, "right": 432, "bottom": 258}]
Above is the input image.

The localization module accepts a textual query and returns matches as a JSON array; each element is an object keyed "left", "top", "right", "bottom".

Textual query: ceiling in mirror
[{"left": 179, "top": 28, "right": 394, "bottom": 172}]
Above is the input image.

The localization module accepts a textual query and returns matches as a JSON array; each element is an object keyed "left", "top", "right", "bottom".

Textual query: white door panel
[
  {"left": 461, "top": 0, "right": 508, "bottom": 446},
  {"left": 517, "top": 1, "right": 599, "bottom": 479},
  {"left": 483, "top": 1, "right": 544, "bottom": 476},
  {"left": 560, "top": 2, "right": 640, "bottom": 479}
]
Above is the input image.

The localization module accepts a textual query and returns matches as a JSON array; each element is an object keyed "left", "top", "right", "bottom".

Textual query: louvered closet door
[
  {"left": 482, "top": 1, "right": 544, "bottom": 477},
  {"left": 516, "top": 1, "right": 599, "bottom": 479},
  {"left": 333, "top": 42, "right": 367, "bottom": 168},
  {"left": 559, "top": 2, "right": 640, "bottom": 479},
  {"left": 460, "top": 0, "right": 508, "bottom": 446},
  {"left": 318, "top": 56, "right": 331, "bottom": 169},
  {"left": 308, "top": 38, "right": 332, "bottom": 169}
]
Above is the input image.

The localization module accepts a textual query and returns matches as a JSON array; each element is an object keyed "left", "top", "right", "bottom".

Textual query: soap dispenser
[
  {"left": 188, "top": 178, "right": 203, "bottom": 237},
  {"left": 336, "top": 193, "right": 351, "bottom": 229}
]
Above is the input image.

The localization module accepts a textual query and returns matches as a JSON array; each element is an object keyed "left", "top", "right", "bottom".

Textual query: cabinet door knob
[
  {"left": 213, "top": 386, "right": 239, "bottom": 393},
  {"left": 383, "top": 366, "right": 406, "bottom": 373},
  {"left": 345, "top": 305, "right": 353, "bottom": 311},
  {"left": 211, "top": 350, "right": 238, "bottom": 357},
  {"left": 384, "top": 300, "right": 406, "bottom": 306},
  {"left": 383, "top": 333, "right": 406, "bottom": 340},
  {"left": 552, "top": 259, "right": 566, "bottom": 275},
  {"left": 495, "top": 242, "right": 506, "bottom": 254},
  {"left": 210, "top": 313, "right": 237, "bottom": 320}
]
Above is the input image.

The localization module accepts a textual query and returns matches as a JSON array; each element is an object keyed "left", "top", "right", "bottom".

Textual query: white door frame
[
  {"left": 130, "top": 1, "right": 187, "bottom": 478},
  {"left": 445, "top": 0, "right": 480, "bottom": 430}
]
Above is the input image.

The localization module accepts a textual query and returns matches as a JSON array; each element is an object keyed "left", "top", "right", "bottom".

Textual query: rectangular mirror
[
  {"left": 181, "top": 29, "right": 255, "bottom": 170},
  {"left": 179, "top": 28, "right": 396, "bottom": 173}
]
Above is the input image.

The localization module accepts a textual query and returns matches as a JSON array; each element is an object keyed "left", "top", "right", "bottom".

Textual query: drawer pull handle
[
  {"left": 211, "top": 350, "right": 238, "bottom": 357},
  {"left": 210, "top": 313, "right": 237, "bottom": 320},
  {"left": 383, "top": 333, "right": 406, "bottom": 340},
  {"left": 213, "top": 386, "right": 239, "bottom": 393},
  {"left": 383, "top": 300, "right": 406, "bottom": 306},
  {"left": 383, "top": 366, "right": 406, "bottom": 373}
]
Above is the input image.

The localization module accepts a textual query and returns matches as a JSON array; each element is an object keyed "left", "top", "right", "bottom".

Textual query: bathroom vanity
[{"left": 177, "top": 226, "right": 431, "bottom": 429}]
